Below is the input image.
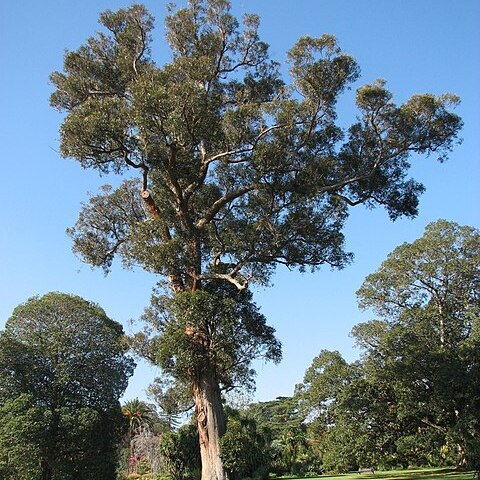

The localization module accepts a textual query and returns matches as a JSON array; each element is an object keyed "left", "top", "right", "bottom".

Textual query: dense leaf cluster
[
  {"left": 0, "top": 293, "right": 135, "bottom": 480},
  {"left": 133, "top": 281, "right": 281, "bottom": 413}
]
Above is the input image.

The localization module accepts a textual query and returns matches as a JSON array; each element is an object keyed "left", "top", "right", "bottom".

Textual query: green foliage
[
  {"left": 357, "top": 220, "right": 480, "bottom": 336},
  {"left": 247, "top": 396, "right": 303, "bottom": 441},
  {"left": 279, "top": 426, "right": 309, "bottom": 475},
  {"left": 0, "top": 394, "right": 45, "bottom": 479},
  {"left": 0, "top": 292, "right": 134, "bottom": 480},
  {"left": 356, "top": 220, "right": 480, "bottom": 467},
  {"left": 51, "top": 1, "right": 462, "bottom": 293},
  {"left": 132, "top": 282, "right": 281, "bottom": 413},
  {"left": 220, "top": 408, "right": 271, "bottom": 480},
  {"left": 296, "top": 350, "right": 355, "bottom": 422},
  {"left": 296, "top": 351, "right": 366, "bottom": 472},
  {"left": 0, "top": 292, "right": 135, "bottom": 408},
  {"left": 296, "top": 221, "right": 479, "bottom": 473},
  {"left": 245, "top": 398, "right": 315, "bottom": 476},
  {"left": 123, "top": 398, "right": 159, "bottom": 435},
  {"left": 158, "top": 422, "right": 201, "bottom": 480},
  {"left": 50, "top": 1, "right": 463, "bottom": 477},
  {"left": 50, "top": 2, "right": 462, "bottom": 417}
]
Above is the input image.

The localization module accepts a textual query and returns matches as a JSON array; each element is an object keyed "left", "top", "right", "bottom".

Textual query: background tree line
[
  {"left": 291, "top": 220, "right": 480, "bottom": 474},
  {"left": 1, "top": 220, "right": 478, "bottom": 479}
]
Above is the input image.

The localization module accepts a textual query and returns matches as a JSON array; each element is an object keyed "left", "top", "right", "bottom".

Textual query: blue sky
[{"left": 1, "top": 0, "right": 479, "bottom": 404}]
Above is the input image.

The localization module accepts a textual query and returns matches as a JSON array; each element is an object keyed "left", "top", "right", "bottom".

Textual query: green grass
[{"left": 281, "top": 467, "right": 476, "bottom": 480}]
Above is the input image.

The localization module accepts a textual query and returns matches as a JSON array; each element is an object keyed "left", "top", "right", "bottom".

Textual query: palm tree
[
  {"left": 122, "top": 399, "right": 155, "bottom": 473},
  {"left": 123, "top": 399, "right": 155, "bottom": 435}
]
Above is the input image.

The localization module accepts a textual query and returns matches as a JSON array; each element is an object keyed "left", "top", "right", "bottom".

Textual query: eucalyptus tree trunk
[{"left": 193, "top": 367, "right": 227, "bottom": 480}]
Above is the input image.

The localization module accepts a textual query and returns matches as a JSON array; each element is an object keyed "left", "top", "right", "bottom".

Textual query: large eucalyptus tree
[{"left": 50, "top": 1, "right": 462, "bottom": 478}]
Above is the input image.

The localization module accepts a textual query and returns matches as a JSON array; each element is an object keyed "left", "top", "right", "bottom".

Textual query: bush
[
  {"left": 220, "top": 408, "right": 271, "bottom": 480},
  {"left": 158, "top": 423, "right": 200, "bottom": 480}
]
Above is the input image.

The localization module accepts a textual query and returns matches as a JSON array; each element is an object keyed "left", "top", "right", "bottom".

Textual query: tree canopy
[
  {"left": 357, "top": 219, "right": 480, "bottom": 348},
  {"left": 51, "top": 2, "right": 462, "bottom": 294},
  {"left": 355, "top": 220, "right": 480, "bottom": 468},
  {"left": 49, "top": 1, "right": 462, "bottom": 479}
]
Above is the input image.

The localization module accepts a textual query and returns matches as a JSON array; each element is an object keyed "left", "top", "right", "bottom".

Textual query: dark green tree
[
  {"left": 0, "top": 292, "right": 135, "bottom": 480},
  {"left": 122, "top": 398, "right": 156, "bottom": 435},
  {"left": 296, "top": 350, "right": 353, "bottom": 426},
  {"left": 245, "top": 397, "right": 309, "bottom": 475},
  {"left": 320, "top": 372, "right": 405, "bottom": 471},
  {"left": 159, "top": 421, "right": 201, "bottom": 480},
  {"left": 247, "top": 396, "right": 303, "bottom": 442},
  {"left": 301, "top": 221, "right": 480, "bottom": 471},
  {"left": 220, "top": 407, "right": 271, "bottom": 480},
  {"left": 50, "top": 1, "right": 462, "bottom": 478},
  {"left": 296, "top": 349, "right": 428, "bottom": 471},
  {"left": 357, "top": 220, "right": 480, "bottom": 349},
  {"left": 356, "top": 220, "right": 480, "bottom": 468},
  {"left": 295, "top": 350, "right": 364, "bottom": 472}
]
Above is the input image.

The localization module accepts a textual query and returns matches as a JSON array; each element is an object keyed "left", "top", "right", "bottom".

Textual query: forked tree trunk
[{"left": 193, "top": 366, "right": 228, "bottom": 480}]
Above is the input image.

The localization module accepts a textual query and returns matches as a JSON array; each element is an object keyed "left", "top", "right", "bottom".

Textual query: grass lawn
[{"left": 280, "top": 467, "right": 476, "bottom": 480}]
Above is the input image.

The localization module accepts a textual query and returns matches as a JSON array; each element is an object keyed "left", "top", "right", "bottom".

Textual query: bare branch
[
  {"left": 87, "top": 90, "right": 119, "bottom": 97},
  {"left": 166, "top": 147, "right": 184, "bottom": 202},
  {"left": 133, "top": 16, "right": 147, "bottom": 75},
  {"left": 195, "top": 272, "right": 249, "bottom": 291},
  {"left": 217, "top": 36, "right": 260, "bottom": 75},
  {"left": 104, "top": 238, "right": 125, "bottom": 262},
  {"left": 204, "top": 124, "right": 286, "bottom": 165},
  {"left": 196, "top": 184, "right": 258, "bottom": 228},
  {"left": 331, "top": 192, "right": 367, "bottom": 207}
]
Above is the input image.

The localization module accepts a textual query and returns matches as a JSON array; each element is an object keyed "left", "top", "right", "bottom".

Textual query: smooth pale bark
[{"left": 193, "top": 368, "right": 227, "bottom": 480}]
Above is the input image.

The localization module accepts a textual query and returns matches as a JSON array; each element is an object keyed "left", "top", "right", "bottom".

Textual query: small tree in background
[
  {"left": 122, "top": 398, "right": 156, "bottom": 476},
  {"left": 50, "top": 1, "right": 462, "bottom": 478},
  {"left": 220, "top": 407, "right": 271, "bottom": 480},
  {"left": 159, "top": 422, "right": 201, "bottom": 480}
]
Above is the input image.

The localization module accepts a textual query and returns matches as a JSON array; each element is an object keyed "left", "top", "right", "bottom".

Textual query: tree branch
[
  {"left": 196, "top": 184, "right": 258, "bottom": 228},
  {"left": 195, "top": 272, "right": 249, "bottom": 291},
  {"left": 132, "top": 16, "right": 147, "bottom": 75},
  {"left": 203, "top": 124, "right": 286, "bottom": 165}
]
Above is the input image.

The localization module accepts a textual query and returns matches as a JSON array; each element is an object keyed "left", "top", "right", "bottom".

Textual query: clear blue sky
[{"left": 1, "top": 0, "right": 479, "bottom": 404}]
